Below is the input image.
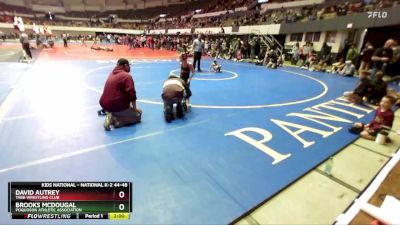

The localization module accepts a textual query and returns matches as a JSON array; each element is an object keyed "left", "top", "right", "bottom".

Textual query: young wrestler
[
  {"left": 211, "top": 59, "right": 222, "bottom": 72},
  {"left": 179, "top": 53, "right": 195, "bottom": 110}
]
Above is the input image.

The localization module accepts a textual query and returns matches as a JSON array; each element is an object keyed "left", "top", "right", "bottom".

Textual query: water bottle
[{"left": 324, "top": 157, "right": 334, "bottom": 176}]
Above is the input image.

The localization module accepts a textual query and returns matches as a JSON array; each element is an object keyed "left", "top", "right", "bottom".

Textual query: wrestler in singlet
[{"left": 180, "top": 64, "right": 191, "bottom": 84}]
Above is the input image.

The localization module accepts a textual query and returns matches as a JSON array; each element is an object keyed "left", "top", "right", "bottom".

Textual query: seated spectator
[
  {"left": 366, "top": 71, "right": 387, "bottom": 105},
  {"left": 339, "top": 60, "right": 356, "bottom": 77},
  {"left": 310, "top": 59, "right": 327, "bottom": 72},
  {"left": 349, "top": 95, "right": 395, "bottom": 142},
  {"left": 327, "top": 58, "right": 345, "bottom": 73},
  {"left": 343, "top": 70, "right": 371, "bottom": 104},
  {"left": 277, "top": 54, "right": 284, "bottom": 67},
  {"left": 266, "top": 48, "right": 279, "bottom": 69},
  {"left": 236, "top": 50, "right": 244, "bottom": 61},
  {"left": 301, "top": 50, "right": 317, "bottom": 70}
]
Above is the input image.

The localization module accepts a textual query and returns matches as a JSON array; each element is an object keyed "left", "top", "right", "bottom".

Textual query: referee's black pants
[{"left": 193, "top": 51, "right": 202, "bottom": 71}]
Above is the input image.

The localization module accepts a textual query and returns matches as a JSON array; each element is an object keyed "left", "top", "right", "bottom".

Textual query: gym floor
[{"left": 0, "top": 42, "right": 398, "bottom": 224}]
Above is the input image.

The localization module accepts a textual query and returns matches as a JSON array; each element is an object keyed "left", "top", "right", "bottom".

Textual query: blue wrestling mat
[
  {"left": 0, "top": 63, "right": 31, "bottom": 105},
  {"left": 0, "top": 59, "right": 380, "bottom": 224}
]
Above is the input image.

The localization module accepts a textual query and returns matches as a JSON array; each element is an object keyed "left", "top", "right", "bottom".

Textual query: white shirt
[{"left": 193, "top": 38, "right": 204, "bottom": 53}]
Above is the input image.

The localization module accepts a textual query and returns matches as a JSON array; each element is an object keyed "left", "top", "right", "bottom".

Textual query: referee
[{"left": 192, "top": 34, "right": 204, "bottom": 72}]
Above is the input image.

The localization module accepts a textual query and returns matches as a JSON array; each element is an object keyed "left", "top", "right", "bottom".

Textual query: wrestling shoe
[{"left": 103, "top": 112, "right": 113, "bottom": 131}]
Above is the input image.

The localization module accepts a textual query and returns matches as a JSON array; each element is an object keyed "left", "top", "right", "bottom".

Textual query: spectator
[
  {"left": 301, "top": 50, "right": 317, "bottom": 70},
  {"left": 385, "top": 40, "right": 400, "bottom": 77},
  {"left": 371, "top": 39, "right": 395, "bottom": 76},
  {"left": 366, "top": 71, "right": 387, "bottom": 105},
  {"left": 346, "top": 43, "right": 357, "bottom": 63},
  {"left": 318, "top": 41, "right": 331, "bottom": 62},
  {"left": 344, "top": 70, "right": 371, "bottom": 103},
  {"left": 359, "top": 41, "right": 375, "bottom": 74},
  {"left": 62, "top": 33, "right": 68, "bottom": 47},
  {"left": 339, "top": 60, "right": 356, "bottom": 77},
  {"left": 266, "top": 48, "right": 279, "bottom": 69},
  {"left": 301, "top": 42, "right": 313, "bottom": 64},
  {"left": 349, "top": 95, "right": 395, "bottom": 142},
  {"left": 310, "top": 59, "right": 327, "bottom": 72},
  {"left": 291, "top": 42, "right": 300, "bottom": 65},
  {"left": 328, "top": 58, "right": 345, "bottom": 73},
  {"left": 20, "top": 32, "right": 32, "bottom": 60}
]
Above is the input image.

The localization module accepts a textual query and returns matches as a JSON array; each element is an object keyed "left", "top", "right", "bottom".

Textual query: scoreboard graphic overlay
[{"left": 8, "top": 182, "right": 132, "bottom": 220}]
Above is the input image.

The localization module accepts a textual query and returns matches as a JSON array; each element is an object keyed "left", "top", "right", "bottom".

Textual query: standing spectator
[
  {"left": 192, "top": 34, "right": 205, "bottom": 72},
  {"left": 318, "top": 41, "right": 331, "bottom": 62},
  {"left": 20, "top": 32, "right": 32, "bottom": 59},
  {"left": 204, "top": 37, "right": 210, "bottom": 55},
  {"left": 385, "top": 40, "right": 400, "bottom": 77},
  {"left": 341, "top": 39, "right": 351, "bottom": 60},
  {"left": 301, "top": 42, "right": 312, "bottom": 65},
  {"left": 291, "top": 42, "right": 300, "bottom": 65},
  {"left": 62, "top": 33, "right": 68, "bottom": 47},
  {"left": 371, "top": 39, "right": 395, "bottom": 76},
  {"left": 346, "top": 44, "right": 357, "bottom": 64},
  {"left": 358, "top": 41, "right": 375, "bottom": 74},
  {"left": 249, "top": 36, "right": 257, "bottom": 59},
  {"left": 148, "top": 35, "right": 154, "bottom": 50},
  {"left": 99, "top": 58, "right": 142, "bottom": 131}
]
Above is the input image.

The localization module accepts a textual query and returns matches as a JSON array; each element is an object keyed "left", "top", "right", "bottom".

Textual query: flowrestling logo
[{"left": 367, "top": 11, "right": 388, "bottom": 19}]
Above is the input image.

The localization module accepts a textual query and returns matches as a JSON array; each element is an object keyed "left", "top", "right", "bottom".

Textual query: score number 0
[{"left": 118, "top": 191, "right": 125, "bottom": 211}]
